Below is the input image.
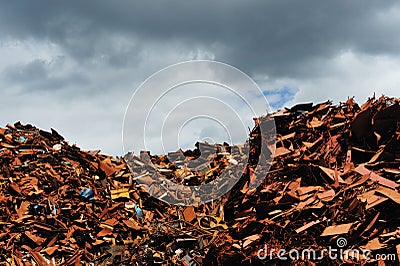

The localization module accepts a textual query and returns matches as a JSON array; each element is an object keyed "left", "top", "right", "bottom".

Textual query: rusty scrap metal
[{"left": 0, "top": 95, "right": 399, "bottom": 265}]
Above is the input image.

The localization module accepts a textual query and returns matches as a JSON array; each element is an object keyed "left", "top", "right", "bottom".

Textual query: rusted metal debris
[{"left": 1, "top": 95, "right": 400, "bottom": 265}]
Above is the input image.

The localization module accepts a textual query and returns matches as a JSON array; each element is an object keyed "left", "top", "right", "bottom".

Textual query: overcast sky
[{"left": 1, "top": 1, "right": 399, "bottom": 155}]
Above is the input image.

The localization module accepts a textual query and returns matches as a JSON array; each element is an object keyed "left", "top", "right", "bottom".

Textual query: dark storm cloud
[{"left": 1, "top": 0, "right": 399, "bottom": 78}]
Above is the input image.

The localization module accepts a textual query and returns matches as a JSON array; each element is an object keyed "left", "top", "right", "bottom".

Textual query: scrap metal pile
[{"left": 1, "top": 95, "right": 400, "bottom": 265}]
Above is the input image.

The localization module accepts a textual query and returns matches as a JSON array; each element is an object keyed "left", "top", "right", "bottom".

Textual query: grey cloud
[
  {"left": 3, "top": 60, "right": 48, "bottom": 83},
  {"left": 1, "top": 1, "right": 399, "bottom": 78},
  {"left": 2, "top": 59, "right": 89, "bottom": 91}
]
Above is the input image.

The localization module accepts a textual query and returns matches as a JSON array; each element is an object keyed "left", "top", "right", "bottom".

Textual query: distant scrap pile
[{"left": 0, "top": 95, "right": 399, "bottom": 265}]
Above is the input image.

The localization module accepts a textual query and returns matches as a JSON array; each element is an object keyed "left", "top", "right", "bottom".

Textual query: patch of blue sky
[{"left": 262, "top": 86, "right": 298, "bottom": 110}]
